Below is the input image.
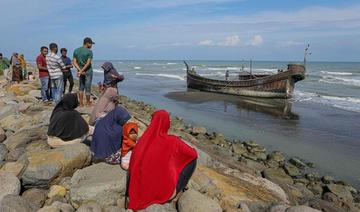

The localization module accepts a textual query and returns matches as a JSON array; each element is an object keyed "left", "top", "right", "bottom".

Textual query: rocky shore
[{"left": 0, "top": 65, "right": 359, "bottom": 212}]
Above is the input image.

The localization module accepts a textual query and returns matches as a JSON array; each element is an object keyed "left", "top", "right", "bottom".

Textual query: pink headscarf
[{"left": 90, "top": 87, "right": 118, "bottom": 125}]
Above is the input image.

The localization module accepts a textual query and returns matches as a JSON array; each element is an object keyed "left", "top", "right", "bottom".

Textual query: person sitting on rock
[
  {"left": 89, "top": 87, "right": 118, "bottom": 126},
  {"left": 47, "top": 93, "right": 90, "bottom": 148},
  {"left": 121, "top": 122, "right": 139, "bottom": 170},
  {"left": 91, "top": 106, "right": 131, "bottom": 164},
  {"left": 127, "top": 110, "right": 198, "bottom": 210}
]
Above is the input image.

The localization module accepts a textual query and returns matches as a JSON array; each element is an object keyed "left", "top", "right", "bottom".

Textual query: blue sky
[{"left": 0, "top": 0, "right": 359, "bottom": 61}]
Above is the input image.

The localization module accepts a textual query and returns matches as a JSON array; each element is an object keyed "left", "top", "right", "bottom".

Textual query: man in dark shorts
[
  {"left": 61, "top": 48, "right": 74, "bottom": 93},
  {"left": 73, "top": 37, "right": 94, "bottom": 106}
]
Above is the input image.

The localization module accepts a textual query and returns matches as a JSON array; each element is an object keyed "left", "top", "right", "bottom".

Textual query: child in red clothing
[{"left": 121, "top": 122, "right": 139, "bottom": 170}]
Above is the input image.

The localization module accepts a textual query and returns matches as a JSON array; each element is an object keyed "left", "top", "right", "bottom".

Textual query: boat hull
[{"left": 186, "top": 64, "right": 305, "bottom": 99}]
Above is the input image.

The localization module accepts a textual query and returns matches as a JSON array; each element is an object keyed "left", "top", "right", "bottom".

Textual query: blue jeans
[
  {"left": 79, "top": 71, "right": 93, "bottom": 95},
  {"left": 40, "top": 76, "right": 49, "bottom": 101},
  {"left": 50, "top": 77, "right": 64, "bottom": 103}
]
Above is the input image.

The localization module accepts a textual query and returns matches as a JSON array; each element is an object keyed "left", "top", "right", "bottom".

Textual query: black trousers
[
  {"left": 176, "top": 159, "right": 197, "bottom": 194},
  {"left": 63, "top": 71, "right": 74, "bottom": 93}
]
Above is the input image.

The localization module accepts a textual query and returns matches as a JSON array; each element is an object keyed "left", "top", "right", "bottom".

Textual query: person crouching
[{"left": 121, "top": 122, "right": 139, "bottom": 170}]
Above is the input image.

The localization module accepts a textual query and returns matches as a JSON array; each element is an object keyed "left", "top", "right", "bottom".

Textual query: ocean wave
[
  {"left": 320, "top": 71, "right": 353, "bottom": 76},
  {"left": 133, "top": 66, "right": 142, "bottom": 70},
  {"left": 166, "top": 62, "right": 178, "bottom": 65},
  {"left": 93, "top": 69, "right": 103, "bottom": 73},
  {"left": 320, "top": 76, "right": 360, "bottom": 87},
  {"left": 255, "top": 68, "right": 278, "bottom": 73},
  {"left": 293, "top": 91, "right": 360, "bottom": 113},
  {"left": 135, "top": 73, "right": 185, "bottom": 81}
]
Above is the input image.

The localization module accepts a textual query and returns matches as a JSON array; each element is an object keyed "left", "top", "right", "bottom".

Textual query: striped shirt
[{"left": 46, "top": 52, "right": 65, "bottom": 79}]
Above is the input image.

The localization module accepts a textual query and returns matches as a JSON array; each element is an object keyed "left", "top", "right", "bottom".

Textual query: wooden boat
[{"left": 184, "top": 61, "right": 305, "bottom": 99}]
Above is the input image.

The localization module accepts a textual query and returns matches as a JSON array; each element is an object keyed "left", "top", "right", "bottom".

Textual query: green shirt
[
  {"left": 0, "top": 57, "right": 10, "bottom": 72},
  {"left": 73, "top": 47, "right": 93, "bottom": 72}
]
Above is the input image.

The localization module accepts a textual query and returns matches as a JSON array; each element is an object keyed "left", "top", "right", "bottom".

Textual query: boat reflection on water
[{"left": 165, "top": 89, "right": 299, "bottom": 120}]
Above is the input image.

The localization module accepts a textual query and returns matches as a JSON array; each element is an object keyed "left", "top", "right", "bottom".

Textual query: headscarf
[
  {"left": 47, "top": 93, "right": 89, "bottom": 141},
  {"left": 91, "top": 106, "right": 131, "bottom": 158},
  {"left": 102, "top": 62, "right": 124, "bottom": 88},
  {"left": 128, "top": 110, "right": 198, "bottom": 210},
  {"left": 10, "top": 53, "right": 20, "bottom": 67},
  {"left": 121, "top": 122, "right": 139, "bottom": 157},
  {"left": 89, "top": 87, "right": 118, "bottom": 126},
  {"left": 19, "top": 54, "right": 26, "bottom": 68}
]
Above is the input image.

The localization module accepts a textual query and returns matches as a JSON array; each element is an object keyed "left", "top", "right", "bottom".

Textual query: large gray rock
[
  {"left": 263, "top": 168, "right": 294, "bottom": 185},
  {"left": 0, "top": 105, "right": 16, "bottom": 120},
  {"left": 22, "top": 143, "right": 91, "bottom": 188},
  {"left": 22, "top": 188, "right": 48, "bottom": 209},
  {"left": 307, "top": 198, "right": 346, "bottom": 212},
  {"left": 326, "top": 184, "right": 354, "bottom": 203},
  {"left": 50, "top": 201, "right": 75, "bottom": 212},
  {"left": 0, "top": 114, "right": 33, "bottom": 132},
  {"left": 269, "top": 204, "right": 289, "bottom": 212},
  {"left": 289, "top": 157, "right": 307, "bottom": 169},
  {"left": 268, "top": 151, "right": 286, "bottom": 163},
  {"left": 3, "top": 125, "right": 47, "bottom": 151},
  {"left": 76, "top": 202, "right": 103, "bottom": 212},
  {"left": 283, "top": 162, "right": 300, "bottom": 177},
  {"left": 0, "top": 172, "right": 21, "bottom": 202},
  {"left": 177, "top": 189, "right": 222, "bottom": 212},
  {"left": 0, "top": 143, "right": 8, "bottom": 161},
  {"left": 69, "top": 163, "right": 127, "bottom": 208},
  {"left": 0, "top": 194, "right": 38, "bottom": 212},
  {"left": 285, "top": 205, "right": 321, "bottom": 212},
  {"left": 139, "top": 203, "right": 177, "bottom": 212},
  {"left": 190, "top": 126, "right": 207, "bottom": 135},
  {"left": 0, "top": 127, "right": 6, "bottom": 142}
]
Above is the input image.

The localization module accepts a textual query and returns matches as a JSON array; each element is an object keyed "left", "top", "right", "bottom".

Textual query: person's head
[
  {"left": 20, "top": 54, "right": 24, "bottom": 59},
  {"left": 49, "top": 43, "right": 58, "bottom": 54},
  {"left": 28, "top": 71, "right": 33, "bottom": 75},
  {"left": 103, "top": 87, "right": 118, "bottom": 102},
  {"left": 83, "top": 37, "right": 95, "bottom": 49},
  {"left": 60, "top": 48, "right": 67, "bottom": 57},
  {"left": 40, "top": 46, "right": 48, "bottom": 56},
  {"left": 101, "top": 62, "right": 114, "bottom": 73},
  {"left": 129, "top": 128, "right": 138, "bottom": 140},
  {"left": 150, "top": 110, "right": 171, "bottom": 134},
  {"left": 61, "top": 93, "right": 79, "bottom": 110},
  {"left": 13, "top": 53, "right": 18, "bottom": 58}
]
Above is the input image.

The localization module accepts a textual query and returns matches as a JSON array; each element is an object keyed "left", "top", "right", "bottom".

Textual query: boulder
[
  {"left": 326, "top": 184, "right": 354, "bottom": 203},
  {"left": 70, "top": 163, "right": 127, "bottom": 208},
  {"left": 48, "top": 185, "right": 67, "bottom": 198},
  {"left": 0, "top": 161, "right": 26, "bottom": 177},
  {"left": 263, "top": 168, "right": 294, "bottom": 185},
  {"left": 322, "top": 176, "right": 335, "bottom": 184},
  {"left": 307, "top": 198, "right": 346, "bottom": 212},
  {"left": 268, "top": 151, "right": 286, "bottom": 163},
  {"left": 22, "top": 143, "right": 91, "bottom": 188},
  {"left": 307, "top": 182, "right": 323, "bottom": 196},
  {"left": 28, "top": 89, "right": 41, "bottom": 99},
  {"left": 0, "top": 105, "right": 16, "bottom": 120},
  {"left": 285, "top": 205, "right": 321, "bottom": 212},
  {"left": 283, "top": 162, "right": 300, "bottom": 177},
  {"left": 178, "top": 189, "right": 222, "bottom": 212},
  {"left": 104, "top": 206, "right": 129, "bottom": 212},
  {"left": 190, "top": 126, "right": 207, "bottom": 135},
  {"left": 289, "top": 157, "right": 307, "bottom": 169},
  {"left": 37, "top": 206, "right": 61, "bottom": 212},
  {"left": 0, "top": 127, "right": 6, "bottom": 142},
  {"left": 6, "top": 147, "right": 26, "bottom": 161},
  {"left": 50, "top": 201, "right": 75, "bottom": 212},
  {"left": 0, "top": 172, "right": 21, "bottom": 202},
  {"left": 0, "top": 194, "right": 38, "bottom": 212},
  {"left": 139, "top": 203, "right": 177, "bottom": 212},
  {"left": 3, "top": 125, "right": 47, "bottom": 150},
  {"left": 0, "top": 114, "right": 34, "bottom": 132},
  {"left": 22, "top": 188, "right": 48, "bottom": 209},
  {"left": 305, "top": 172, "right": 321, "bottom": 181},
  {"left": 269, "top": 204, "right": 289, "bottom": 212},
  {"left": 0, "top": 143, "right": 8, "bottom": 161},
  {"left": 77, "top": 202, "right": 103, "bottom": 212},
  {"left": 231, "top": 142, "right": 247, "bottom": 155}
]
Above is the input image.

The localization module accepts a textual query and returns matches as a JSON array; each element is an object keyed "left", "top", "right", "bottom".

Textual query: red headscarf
[{"left": 128, "top": 110, "right": 198, "bottom": 210}]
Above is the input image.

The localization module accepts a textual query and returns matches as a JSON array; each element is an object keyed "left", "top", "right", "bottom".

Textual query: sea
[{"left": 90, "top": 60, "right": 360, "bottom": 188}]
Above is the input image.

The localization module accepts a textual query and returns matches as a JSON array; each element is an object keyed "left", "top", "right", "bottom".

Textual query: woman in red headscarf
[{"left": 127, "top": 110, "right": 198, "bottom": 210}]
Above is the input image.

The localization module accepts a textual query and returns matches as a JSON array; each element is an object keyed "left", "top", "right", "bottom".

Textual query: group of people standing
[
  {"left": 0, "top": 52, "right": 29, "bottom": 83},
  {"left": 36, "top": 37, "right": 95, "bottom": 104}
]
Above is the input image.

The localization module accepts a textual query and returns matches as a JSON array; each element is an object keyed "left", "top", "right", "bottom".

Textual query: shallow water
[{"left": 91, "top": 60, "right": 360, "bottom": 188}]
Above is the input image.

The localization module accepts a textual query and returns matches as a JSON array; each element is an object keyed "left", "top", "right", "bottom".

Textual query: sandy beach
[{"left": 0, "top": 65, "right": 359, "bottom": 211}]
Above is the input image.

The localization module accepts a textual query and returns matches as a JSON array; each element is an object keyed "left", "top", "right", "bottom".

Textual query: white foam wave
[
  {"left": 93, "top": 69, "right": 103, "bottom": 73},
  {"left": 320, "top": 71, "right": 353, "bottom": 76},
  {"left": 294, "top": 91, "right": 360, "bottom": 113},
  {"left": 320, "top": 76, "right": 360, "bottom": 87},
  {"left": 133, "top": 66, "right": 142, "bottom": 70},
  {"left": 166, "top": 62, "right": 178, "bottom": 65},
  {"left": 135, "top": 73, "right": 185, "bottom": 81}
]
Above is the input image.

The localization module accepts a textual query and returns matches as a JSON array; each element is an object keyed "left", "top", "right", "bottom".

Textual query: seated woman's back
[{"left": 47, "top": 93, "right": 89, "bottom": 141}]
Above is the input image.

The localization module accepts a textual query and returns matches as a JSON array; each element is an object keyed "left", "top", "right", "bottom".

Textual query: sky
[{"left": 0, "top": 0, "right": 359, "bottom": 61}]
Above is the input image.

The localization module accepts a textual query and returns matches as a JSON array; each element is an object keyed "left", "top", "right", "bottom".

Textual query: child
[
  {"left": 28, "top": 71, "right": 35, "bottom": 81},
  {"left": 121, "top": 122, "right": 139, "bottom": 170}
]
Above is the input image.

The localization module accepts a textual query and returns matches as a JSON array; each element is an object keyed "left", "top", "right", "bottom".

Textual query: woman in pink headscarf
[{"left": 90, "top": 87, "right": 118, "bottom": 126}]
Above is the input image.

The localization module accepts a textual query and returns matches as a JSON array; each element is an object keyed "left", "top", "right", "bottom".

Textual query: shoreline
[{"left": 0, "top": 65, "right": 359, "bottom": 211}]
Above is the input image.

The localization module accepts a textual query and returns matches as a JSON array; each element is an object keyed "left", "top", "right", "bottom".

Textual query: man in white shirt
[{"left": 46, "top": 43, "right": 66, "bottom": 103}]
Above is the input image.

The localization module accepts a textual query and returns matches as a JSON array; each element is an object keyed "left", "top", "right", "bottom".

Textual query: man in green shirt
[
  {"left": 73, "top": 37, "right": 94, "bottom": 107},
  {"left": 0, "top": 53, "right": 10, "bottom": 76}
]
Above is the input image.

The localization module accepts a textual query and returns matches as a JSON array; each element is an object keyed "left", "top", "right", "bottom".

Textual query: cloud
[
  {"left": 248, "top": 35, "right": 263, "bottom": 46},
  {"left": 198, "top": 40, "right": 214, "bottom": 46},
  {"left": 220, "top": 35, "right": 240, "bottom": 46}
]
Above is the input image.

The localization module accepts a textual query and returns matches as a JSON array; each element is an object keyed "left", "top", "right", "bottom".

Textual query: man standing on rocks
[
  {"left": 73, "top": 37, "right": 95, "bottom": 107},
  {"left": 61, "top": 48, "right": 74, "bottom": 94},
  {"left": 0, "top": 53, "right": 10, "bottom": 77},
  {"left": 46, "top": 43, "right": 66, "bottom": 103},
  {"left": 36, "top": 46, "right": 51, "bottom": 102}
]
